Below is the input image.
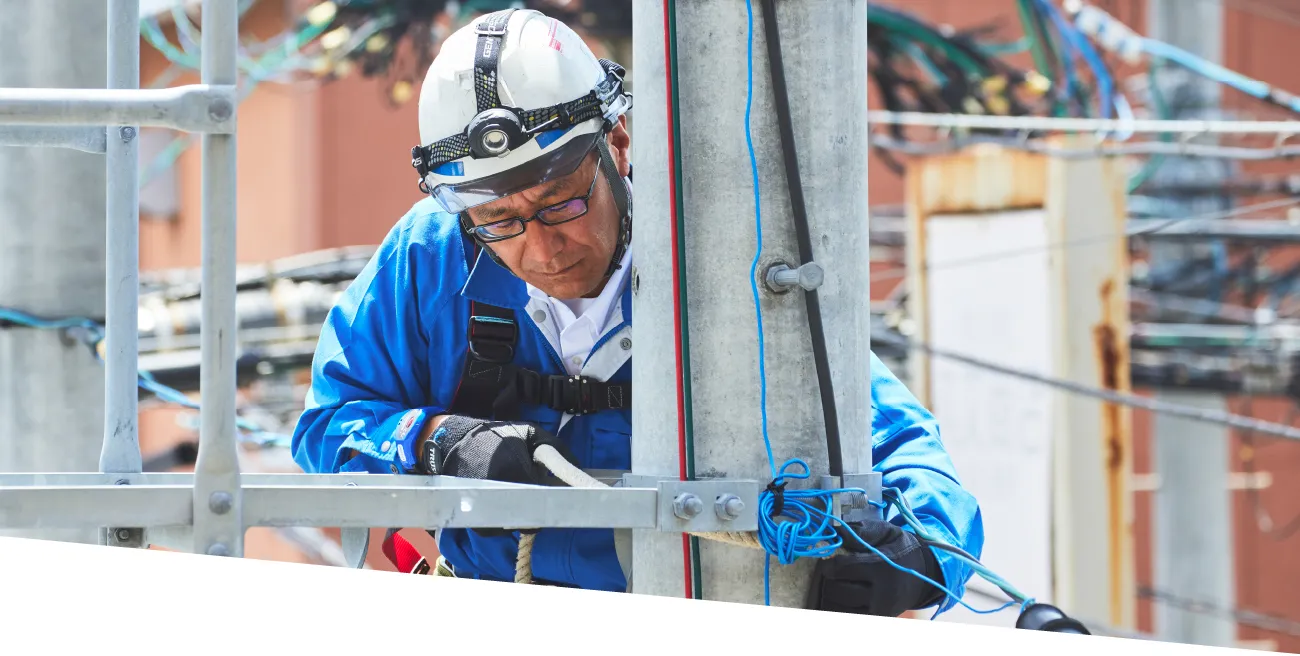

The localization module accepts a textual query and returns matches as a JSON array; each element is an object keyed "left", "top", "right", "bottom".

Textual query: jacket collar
[{"left": 459, "top": 246, "right": 532, "bottom": 310}]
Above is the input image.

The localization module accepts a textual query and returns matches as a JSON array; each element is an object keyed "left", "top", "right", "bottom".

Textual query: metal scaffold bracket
[{"left": 0, "top": 473, "right": 762, "bottom": 535}]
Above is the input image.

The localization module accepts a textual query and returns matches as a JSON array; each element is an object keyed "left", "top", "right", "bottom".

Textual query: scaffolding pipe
[
  {"left": 193, "top": 0, "right": 243, "bottom": 558},
  {"left": 0, "top": 85, "right": 236, "bottom": 133},
  {"left": 100, "top": 0, "right": 144, "bottom": 521},
  {"left": 0, "top": 126, "right": 106, "bottom": 153}
]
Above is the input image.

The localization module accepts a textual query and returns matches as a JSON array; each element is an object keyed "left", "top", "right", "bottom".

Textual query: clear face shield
[{"left": 426, "top": 131, "right": 602, "bottom": 215}]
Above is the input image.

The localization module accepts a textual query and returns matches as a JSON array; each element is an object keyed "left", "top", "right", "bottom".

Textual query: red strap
[{"left": 381, "top": 529, "right": 427, "bottom": 574}]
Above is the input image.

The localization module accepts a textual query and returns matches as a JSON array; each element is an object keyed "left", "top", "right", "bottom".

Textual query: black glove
[
  {"left": 420, "top": 415, "right": 580, "bottom": 537},
  {"left": 422, "top": 415, "right": 577, "bottom": 484},
  {"left": 805, "top": 518, "right": 947, "bottom": 617}
]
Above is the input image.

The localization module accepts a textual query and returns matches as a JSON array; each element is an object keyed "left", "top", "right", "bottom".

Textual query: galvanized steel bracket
[
  {"left": 622, "top": 475, "right": 761, "bottom": 533},
  {"left": 837, "top": 472, "right": 884, "bottom": 524}
]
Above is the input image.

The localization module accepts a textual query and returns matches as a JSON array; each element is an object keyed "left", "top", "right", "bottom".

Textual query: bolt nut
[
  {"left": 672, "top": 493, "right": 704, "bottom": 520},
  {"left": 208, "top": 99, "right": 234, "bottom": 122},
  {"left": 115, "top": 528, "right": 132, "bottom": 542},
  {"left": 715, "top": 494, "right": 745, "bottom": 520},
  {"left": 207, "top": 543, "right": 230, "bottom": 557},
  {"left": 765, "top": 261, "right": 824, "bottom": 293},
  {"left": 118, "top": 126, "right": 136, "bottom": 142},
  {"left": 208, "top": 491, "right": 233, "bottom": 515}
]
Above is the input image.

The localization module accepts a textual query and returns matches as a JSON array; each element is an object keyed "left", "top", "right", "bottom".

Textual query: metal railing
[{"left": 0, "top": 0, "right": 776, "bottom": 570}]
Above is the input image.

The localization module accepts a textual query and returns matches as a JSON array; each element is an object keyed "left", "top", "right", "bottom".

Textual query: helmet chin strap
[{"left": 469, "top": 135, "right": 633, "bottom": 294}]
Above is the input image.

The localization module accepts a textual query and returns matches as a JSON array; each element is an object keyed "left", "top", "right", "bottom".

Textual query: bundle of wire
[{"left": 0, "top": 305, "right": 289, "bottom": 449}]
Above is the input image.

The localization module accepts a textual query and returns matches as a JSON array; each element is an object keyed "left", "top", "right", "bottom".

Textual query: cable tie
[{"left": 765, "top": 478, "right": 788, "bottom": 516}]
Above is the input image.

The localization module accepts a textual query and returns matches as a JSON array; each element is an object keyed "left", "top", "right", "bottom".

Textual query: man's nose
[{"left": 525, "top": 219, "right": 567, "bottom": 261}]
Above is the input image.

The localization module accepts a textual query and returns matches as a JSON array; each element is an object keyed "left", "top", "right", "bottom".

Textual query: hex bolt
[
  {"left": 115, "top": 528, "right": 132, "bottom": 542},
  {"left": 765, "top": 261, "right": 824, "bottom": 293},
  {"left": 207, "top": 543, "right": 230, "bottom": 557},
  {"left": 715, "top": 494, "right": 745, "bottom": 520},
  {"left": 208, "top": 491, "right": 233, "bottom": 515},
  {"left": 672, "top": 493, "right": 704, "bottom": 520},
  {"left": 118, "top": 126, "right": 136, "bottom": 142}
]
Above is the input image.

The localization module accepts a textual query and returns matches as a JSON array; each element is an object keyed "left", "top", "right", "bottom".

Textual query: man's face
[{"left": 465, "top": 118, "right": 631, "bottom": 300}]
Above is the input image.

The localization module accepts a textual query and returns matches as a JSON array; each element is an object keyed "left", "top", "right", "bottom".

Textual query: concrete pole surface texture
[
  {"left": 1145, "top": 0, "right": 1237, "bottom": 647},
  {"left": 630, "top": 0, "right": 870, "bottom": 607},
  {"left": 0, "top": 0, "right": 109, "bottom": 546}
]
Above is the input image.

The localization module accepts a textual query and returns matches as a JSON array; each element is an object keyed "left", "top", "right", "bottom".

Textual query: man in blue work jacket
[{"left": 291, "top": 8, "right": 983, "bottom": 618}]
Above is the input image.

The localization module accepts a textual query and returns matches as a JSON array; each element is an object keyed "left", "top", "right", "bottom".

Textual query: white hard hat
[{"left": 410, "top": 8, "right": 632, "bottom": 216}]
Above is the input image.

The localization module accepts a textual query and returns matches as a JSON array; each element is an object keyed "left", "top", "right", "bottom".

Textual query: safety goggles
[
  {"left": 428, "top": 130, "right": 601, "bottom": 216},
  {"left": 461, "top": 149, "right": 603, "bottom": 243}
]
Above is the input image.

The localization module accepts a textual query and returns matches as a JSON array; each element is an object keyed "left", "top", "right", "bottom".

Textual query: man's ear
[{"left": 607, "top": 116, "right": 631, "bottom": 178}]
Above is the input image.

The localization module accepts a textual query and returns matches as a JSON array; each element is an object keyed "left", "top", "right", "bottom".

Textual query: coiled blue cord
[{"left": 742, "top": 0, "right": 1036, "bottom": 617}]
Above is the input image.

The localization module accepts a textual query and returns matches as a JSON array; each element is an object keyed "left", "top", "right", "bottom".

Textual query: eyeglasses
[{"left": 465, "top": 163, "right": 602, "bottom": 243}]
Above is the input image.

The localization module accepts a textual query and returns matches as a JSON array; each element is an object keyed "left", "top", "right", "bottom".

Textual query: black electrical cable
[{"left": 758, "top": 0, "right": 843, "bottom": 478}]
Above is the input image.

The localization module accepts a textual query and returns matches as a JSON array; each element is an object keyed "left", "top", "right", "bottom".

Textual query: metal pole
[
  {"left": 629, "top": 0, "right": 690, "bottom": 598},
  {"left": 631, "top": 0, "right": 871, "bottom": 606},
  {"left": 1152, "top": 391, "right": 1237, "bottom": 646},
  {"left": 100, "top": 0, "right": 144, "bottom": 550},
  {"left": 193, "top": 0, "right": 243, "bottom": 558},
  {"left": 1146, "top": 0, "right": 1237, "bottom": 646},
  {"left": 0, "top": 127, "right": 107, "bottom": 153},
  {"left": 0, "top": 0, "right": 108, "bottom": 546}
]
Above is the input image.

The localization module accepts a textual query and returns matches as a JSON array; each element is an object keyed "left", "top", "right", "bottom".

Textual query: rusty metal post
[
  {"left": 903, "top": 137, "right": 1133, "bottom": 629},
  {"left": 1044, "top": 134, "right": 1135, "bottom": 630}
]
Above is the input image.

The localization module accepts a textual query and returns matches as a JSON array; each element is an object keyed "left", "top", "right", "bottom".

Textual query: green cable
[
  {"left": 867, "top": 8, "right": 987, "bottom": 78},
  {"left": 1128, "top": 57, "right": 1171, "bottom": 192},
  {"left": 978, "top": 37, "right": 1031, "bottom": 56},
  {"left": 1015, "top": 0, "right": 1052, "bottom": 80},
  {"left": 665, "top": 0, "right": 702, "bottom": 602}
]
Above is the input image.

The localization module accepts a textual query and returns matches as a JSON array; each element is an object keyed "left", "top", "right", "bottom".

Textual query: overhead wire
[
  {"left": 872, "top": 331, "right": 1300, "bottom": 442},
  {"left": 1138, "top": 587, "right": 1300, "bottom": 637},
  {"left": 0, "top": 304, "right": 290, "bottom": 448},
  {"left": 869, "top": 195, "right": 1300, "bottom": 284}
]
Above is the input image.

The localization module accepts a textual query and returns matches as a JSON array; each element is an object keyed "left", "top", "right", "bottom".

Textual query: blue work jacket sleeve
[
  {"left": 291, "top": 209, "right": 458, "bottom": 475},
  {"left": 870, "top": 351, "right": 984, "bottom": 616}
]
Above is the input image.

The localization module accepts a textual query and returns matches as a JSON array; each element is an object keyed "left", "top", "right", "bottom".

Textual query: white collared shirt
[{"left": 526, "top": 245, "right": 632, "bottom": 375}]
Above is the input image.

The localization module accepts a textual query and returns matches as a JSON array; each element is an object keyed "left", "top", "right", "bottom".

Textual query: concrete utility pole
[
  {"left": 0, "top": 0, "right": 109, "bottom": 546},
  {"left": 1145, "top": 0, "right": 1238, "bottom": 648},
  {"left": 630, "top": 0, "right": 871, "bottom": 607}
]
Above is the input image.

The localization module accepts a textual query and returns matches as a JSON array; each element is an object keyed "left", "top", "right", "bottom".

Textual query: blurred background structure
[{"left": 3, "top": 0, "right": 1300, "bottom": 650}]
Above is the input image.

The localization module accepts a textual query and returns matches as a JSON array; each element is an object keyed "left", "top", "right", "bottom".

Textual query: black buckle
[
  {"left": 550, "top": 375, "right": 593, "bottom": 416},
  {"left": 467, "top": 316, "right": 516, "bottom": 364}
]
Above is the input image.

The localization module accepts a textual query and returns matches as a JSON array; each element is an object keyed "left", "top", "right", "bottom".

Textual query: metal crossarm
[{"left": 0, "top": 473, "right": 762, "bottom": 533}]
